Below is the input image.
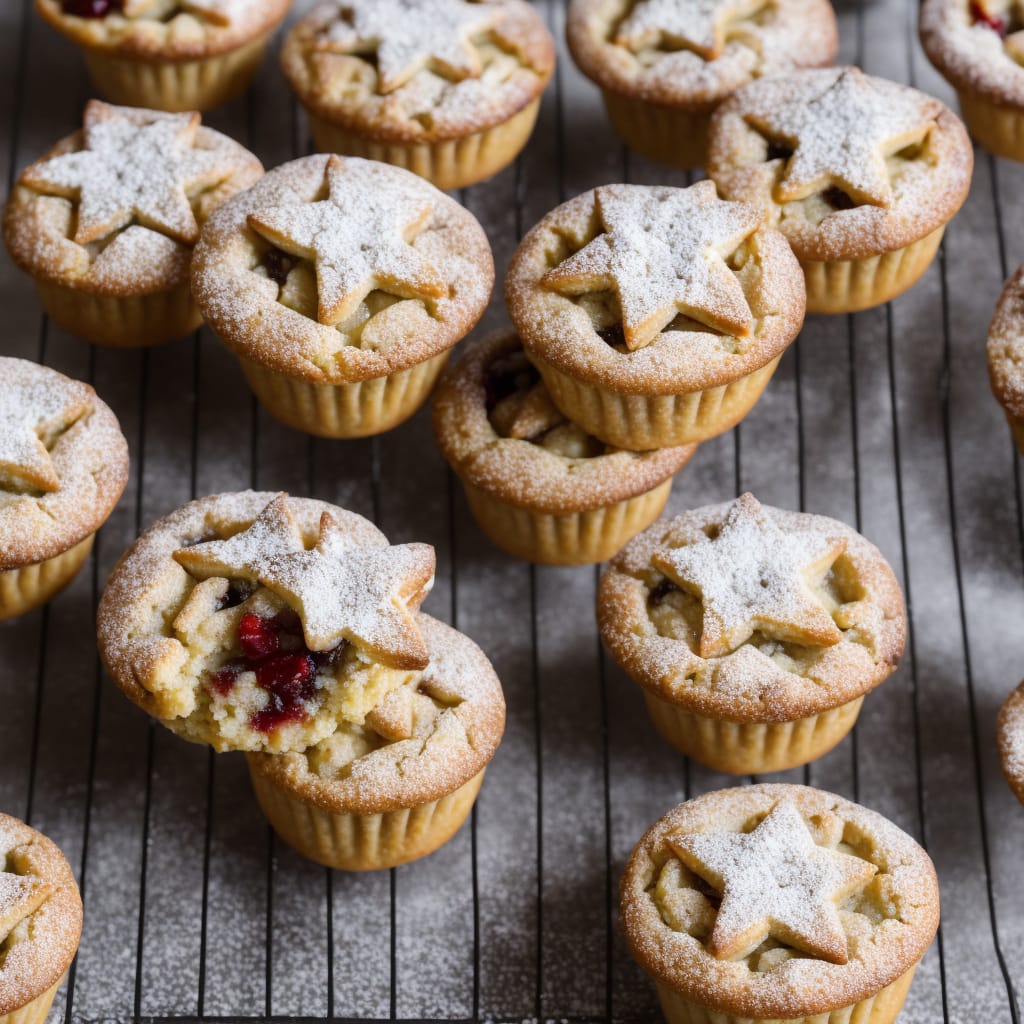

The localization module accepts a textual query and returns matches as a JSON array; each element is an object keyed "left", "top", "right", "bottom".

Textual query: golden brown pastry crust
[
  {"left": 620, "top": 784, "right": 940, "bottom": 1020},
  {"left": 505, "top": 182, "right": 805, "bottom": 396},
  {"left": 35, "top": 0, "right": 291, "bottom": 61},
  {"left": 0, "top": 814, "right": 83, "bottom": 1017},
  {"left": 920, "top": 0, "right": 1024, "bottom": 108},
  {"left": 566, "top": 0, "right": 837, "bottom": 111},
  {"left": 246, "top": 614, "right": 505, "bottom": 814},
  {"left": 0, "top": 359, "right": 129, "bottom": 571},
  {"left": 998, "top": 680, "right": 1024, "bottom": 805},
  {"left": 191, "top": 154, "right": 494, "bottom": 384},
  {"left": 4, "top": 104, "right": 263, "bottom": 298},
  {"left": 598, "top": 497, "right": 906, "bottom": 723},
  {"left": 707, "top": 67, "right": 974, "bottom": 263},
  {"left": 988, "top": 265, "right": 1024, "bottom": 422},
  {"left": 280, "top": 0, "right": 555, "bottom": 145},
  {"left": 432, "top": 330, "right": 696, "bottom": 513}
]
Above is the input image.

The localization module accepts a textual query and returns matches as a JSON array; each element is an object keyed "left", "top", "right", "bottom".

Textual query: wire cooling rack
[{"left": 1, "top": 0, "right": 1022, "bottom": 1022}]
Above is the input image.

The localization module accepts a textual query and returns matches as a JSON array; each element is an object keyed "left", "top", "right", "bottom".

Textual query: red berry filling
[
  {"left": 62, "top": 0, "right": 120, "bottom": 16},
  {"left": 970, "top": 0, "right": 1007, "bottom": 33},
  {"left": 205, "top": 611, "right": 344, "bottom": 733}
]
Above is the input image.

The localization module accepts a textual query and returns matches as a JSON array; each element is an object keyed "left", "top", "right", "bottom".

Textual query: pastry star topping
[
  {"left": 173, "top": 494, "right": 305, "bottom": 582},
  {"left": 319, "top": 0, "right": 500, "bottom": 93},
  {"left": 652, "top": 493, "right": 846, "bottom": 659},
  {"left": 121, "top": 0, "right": 249, "bottom": 20},
  {"left": 259, "top": 514, "right": 436, "bottom": 668},
  {"left": 0, "top": 375, "right": 89, "bottom": 494},
  {"left": 743, "top": 67, "right": 936, "bottom": 208},
  {"left": 21, "top": 100, "right": 233, "bottom": 246},
  {"left": 0, "top": 871, "right": 50, "bottom": 943},
  {"left": 614, "top": 0, "right": 767, "bottom": 61},
  {"left": 541, "top": 181, "right": 760, "bottom": 350},
  {"left": 669, "top": 801, "right": 877, "bottom": 963},
  {"left": 248, "top": 155, "right": 447, "bottom": 327}
]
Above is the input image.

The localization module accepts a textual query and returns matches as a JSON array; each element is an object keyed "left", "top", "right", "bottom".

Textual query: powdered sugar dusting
[
  {"left": 999, "top": 681, "right": 1024, "bottom": 800},
  {"left": 615, "top": 0, "right": 767, "bottom": 59}
]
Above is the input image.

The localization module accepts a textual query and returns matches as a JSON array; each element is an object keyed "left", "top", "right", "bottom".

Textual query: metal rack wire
[{"left": 0, "top": 0, "right": 1022, "bottom": 1022}]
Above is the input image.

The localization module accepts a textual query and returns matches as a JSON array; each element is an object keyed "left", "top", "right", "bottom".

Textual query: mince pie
[
  {"left": 598, "top": 493, "right": 906, "bottom": 773},
  {"left": 999, "top": 680, "right": 1024, "bottom": 805},
  {"left": 987, "top": 265, "right": 1024, "bottom": 453},
  {"left": 4, "top": 100, "right": 263, "bottom": 347}
]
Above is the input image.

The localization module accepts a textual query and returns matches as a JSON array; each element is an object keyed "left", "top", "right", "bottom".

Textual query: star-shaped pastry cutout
[
  {"left": 173, "top": 494, "right": 305, "bottom": 582},
  {"left": 318, "top": 0, "right": 500, "bottom": 93},
  {"left": 0, "top": 871, "right": 50, "bottom": 943},
  {"left": 652, "top": 493, "right": 846, "bottom": 659},
  {"left": 21, "top": 100, "right": 232, "bottom": 246},
  {"left": 669, "top": 801, "right": 877, "bottom": 963},
  {"left": 742, "top": 67, "right": 936, "bottom": 208},
  {"left": 0, "top": 373, "right": 89, "bottom": 494},
  {"left": 541, "top": 181, "right": 759, "bottom": 350},
  {"left": 259, "top": 513, "right": 435, "bottom": 668},
  {"left": 121, "top": 0, "right": 244, "bottom": 20},
  {"left": 248, "top": 155, "right": 447, "bottom": 327},
  {"left": 614, "top": 0, "right": 767, "bottom": 61}
]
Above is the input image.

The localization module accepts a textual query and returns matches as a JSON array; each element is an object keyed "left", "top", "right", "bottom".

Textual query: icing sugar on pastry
[
  {"left": 21, "top": 101, "right": 238, "bottom": 246},
  {"left": 248, "top": 154, "right": 447, "bottom": 326},
  {"left": 0, "top": 872, "right": 49, "bottom": 941},
  {"left": 540, "top": 180, "right": 761, "bottom": 350},
  {"left": 669, "top": 799, "right": 877, "bottom": 964},
  {"left": 653, "top": 492, "right": 845, "bottom": 658},
  {"left": 615, "top": 0, "right": 768, "bottom": 60},
  {"left": 740, "top": 66, "right": 936, "bottom": 206},
  {"left": 318, "top": 0, "right": 501, "bottom": 93}
]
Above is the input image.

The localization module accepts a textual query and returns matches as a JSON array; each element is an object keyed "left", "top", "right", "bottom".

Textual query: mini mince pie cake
[
  {"left": 921, "top": 0, "right": 1024, "bottom": 162},
  {"left": 0, "top": 814, "right": 83, "bottom": 1024},
  {"left": 280, "top": 0, "right": 556, "bottom": 190},
  {"left": 598, "top": 494, "right": 906, "bottom": 773},
  {"left": 620, "top": 785, "right": 940, "bottom": 1024},
  {"left": 432, "top": 330, "right": 697, "bottom": 565},
  {"left": 97, "top": 491, "right": 440, "bottom": 754},
  {"left": 565, "top": 0, "right": 838, "bottom": 169},
  {"left": 4, "top": 100, "right": 263, "bottom": 348},
  {"left": 987, "top": 265, "right": 1024, "bottom": 453},
  {"left": 247, "top": 614, "right": 505, "bottom": 869},
  {"left": 998, "top": 680, "right": 1024, "bottom": 805},
  {"left": 707, "top": 66, "right": 974, "bottom": 314},
  {"left": 35, "top": 0, "right": 292, "bottom": 112},
  {"left": 505, "top": 180, "right": 806, "bottom": 451},
  {"left": 0, "top": 359, "right": 129, "bottom": 621},
  {"left": 191, "top": 154, "right": 494, "bottom": 438}
]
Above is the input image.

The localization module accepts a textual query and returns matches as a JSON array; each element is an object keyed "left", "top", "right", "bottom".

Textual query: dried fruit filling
[
  {"left": 62, "top": 0, "right": 121, "bottom": 16},
  {"left": 970, "top": 0, "right": 1008, "bottom": 34},
  {"left": 206, "top": 611, "right": 347, "bottom": 734}
]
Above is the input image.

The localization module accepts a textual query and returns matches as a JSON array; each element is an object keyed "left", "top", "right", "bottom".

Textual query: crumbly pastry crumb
[
  {"left": 191, "top": 154, "right": 494, "bottom": 383},
  {"left": 0, "top": 358, "right": 129, "bottom": 570},
  {"left": 432, "top": 330, "right": 696, "bottom": 513},
  {"left": 707, "top": 66, "right": 973, "bottom": 263},
  {"left": 4, "top": 100, "right": 263, "bottom": 297},
  {"left": 566, "top": 0, "right": 838, "bottom": 110},
  {"left": 621, "top": 784, "right": 940, "bottom": 1020},
  {"left": 281, "top": 0, "right": 555, "bottom": 144},
  {"left": 97, "top": 491, "right": 438, "bottom": 753},
  {"left": 998, "top": 680, "right": 1024, "bottom": 803},
  {"left": 0, "top": 815, "right": 83, "bottom": 1017},
  {"left": 598, "top": 494, "right": 906, "bottom": 722}
]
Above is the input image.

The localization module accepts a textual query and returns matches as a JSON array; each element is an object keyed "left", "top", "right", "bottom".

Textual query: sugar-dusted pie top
[
  {"left": 97, "top": 491, "right": 440, "bottom": 753},
  {"left": 620, "top": 784, "right": 940, "bottom": 1020},
  {"left": 0, "top": 814, "right": 83, "bottom": 1017},
  {"left": 598, "top": 494, "right": 906, "bottom": 722},
  {"left": 707, "top": 67, "right": 974, "bottom": 262},
  {"left": 998, "top": 680, "right": 1024, "bottom": 804},
  {"left": 566, "top": 0, "right": 837, "bottom": 111},
  {"left": 35, "top": 0, "right": 291, "bottom": 61},
  {"left": 987, "top": 265, "right": 1024, "bottom": 423},
  {"left": 247, "top": 614, "right": 505, "bottom": 813},
  {"left": 921, "top": 0, "right": 1024, "bottom": 107},
  {"left": 191, "top": 154, "right": 494, "bottom": 384},
  {"left": 4, "top": 101, "right": 263, "bottom": 297},
  {"left": 280, "top": 0, "right": 555, "bottom": 144},
  {"left": 505, "top": 180, "right": 805, "bottom": 396},
  {"left": 432, "top": 330, "right": 696, "bottom": 513},
  {"left": 0, "top": 358, "right": 129, "bottom": 571}
]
